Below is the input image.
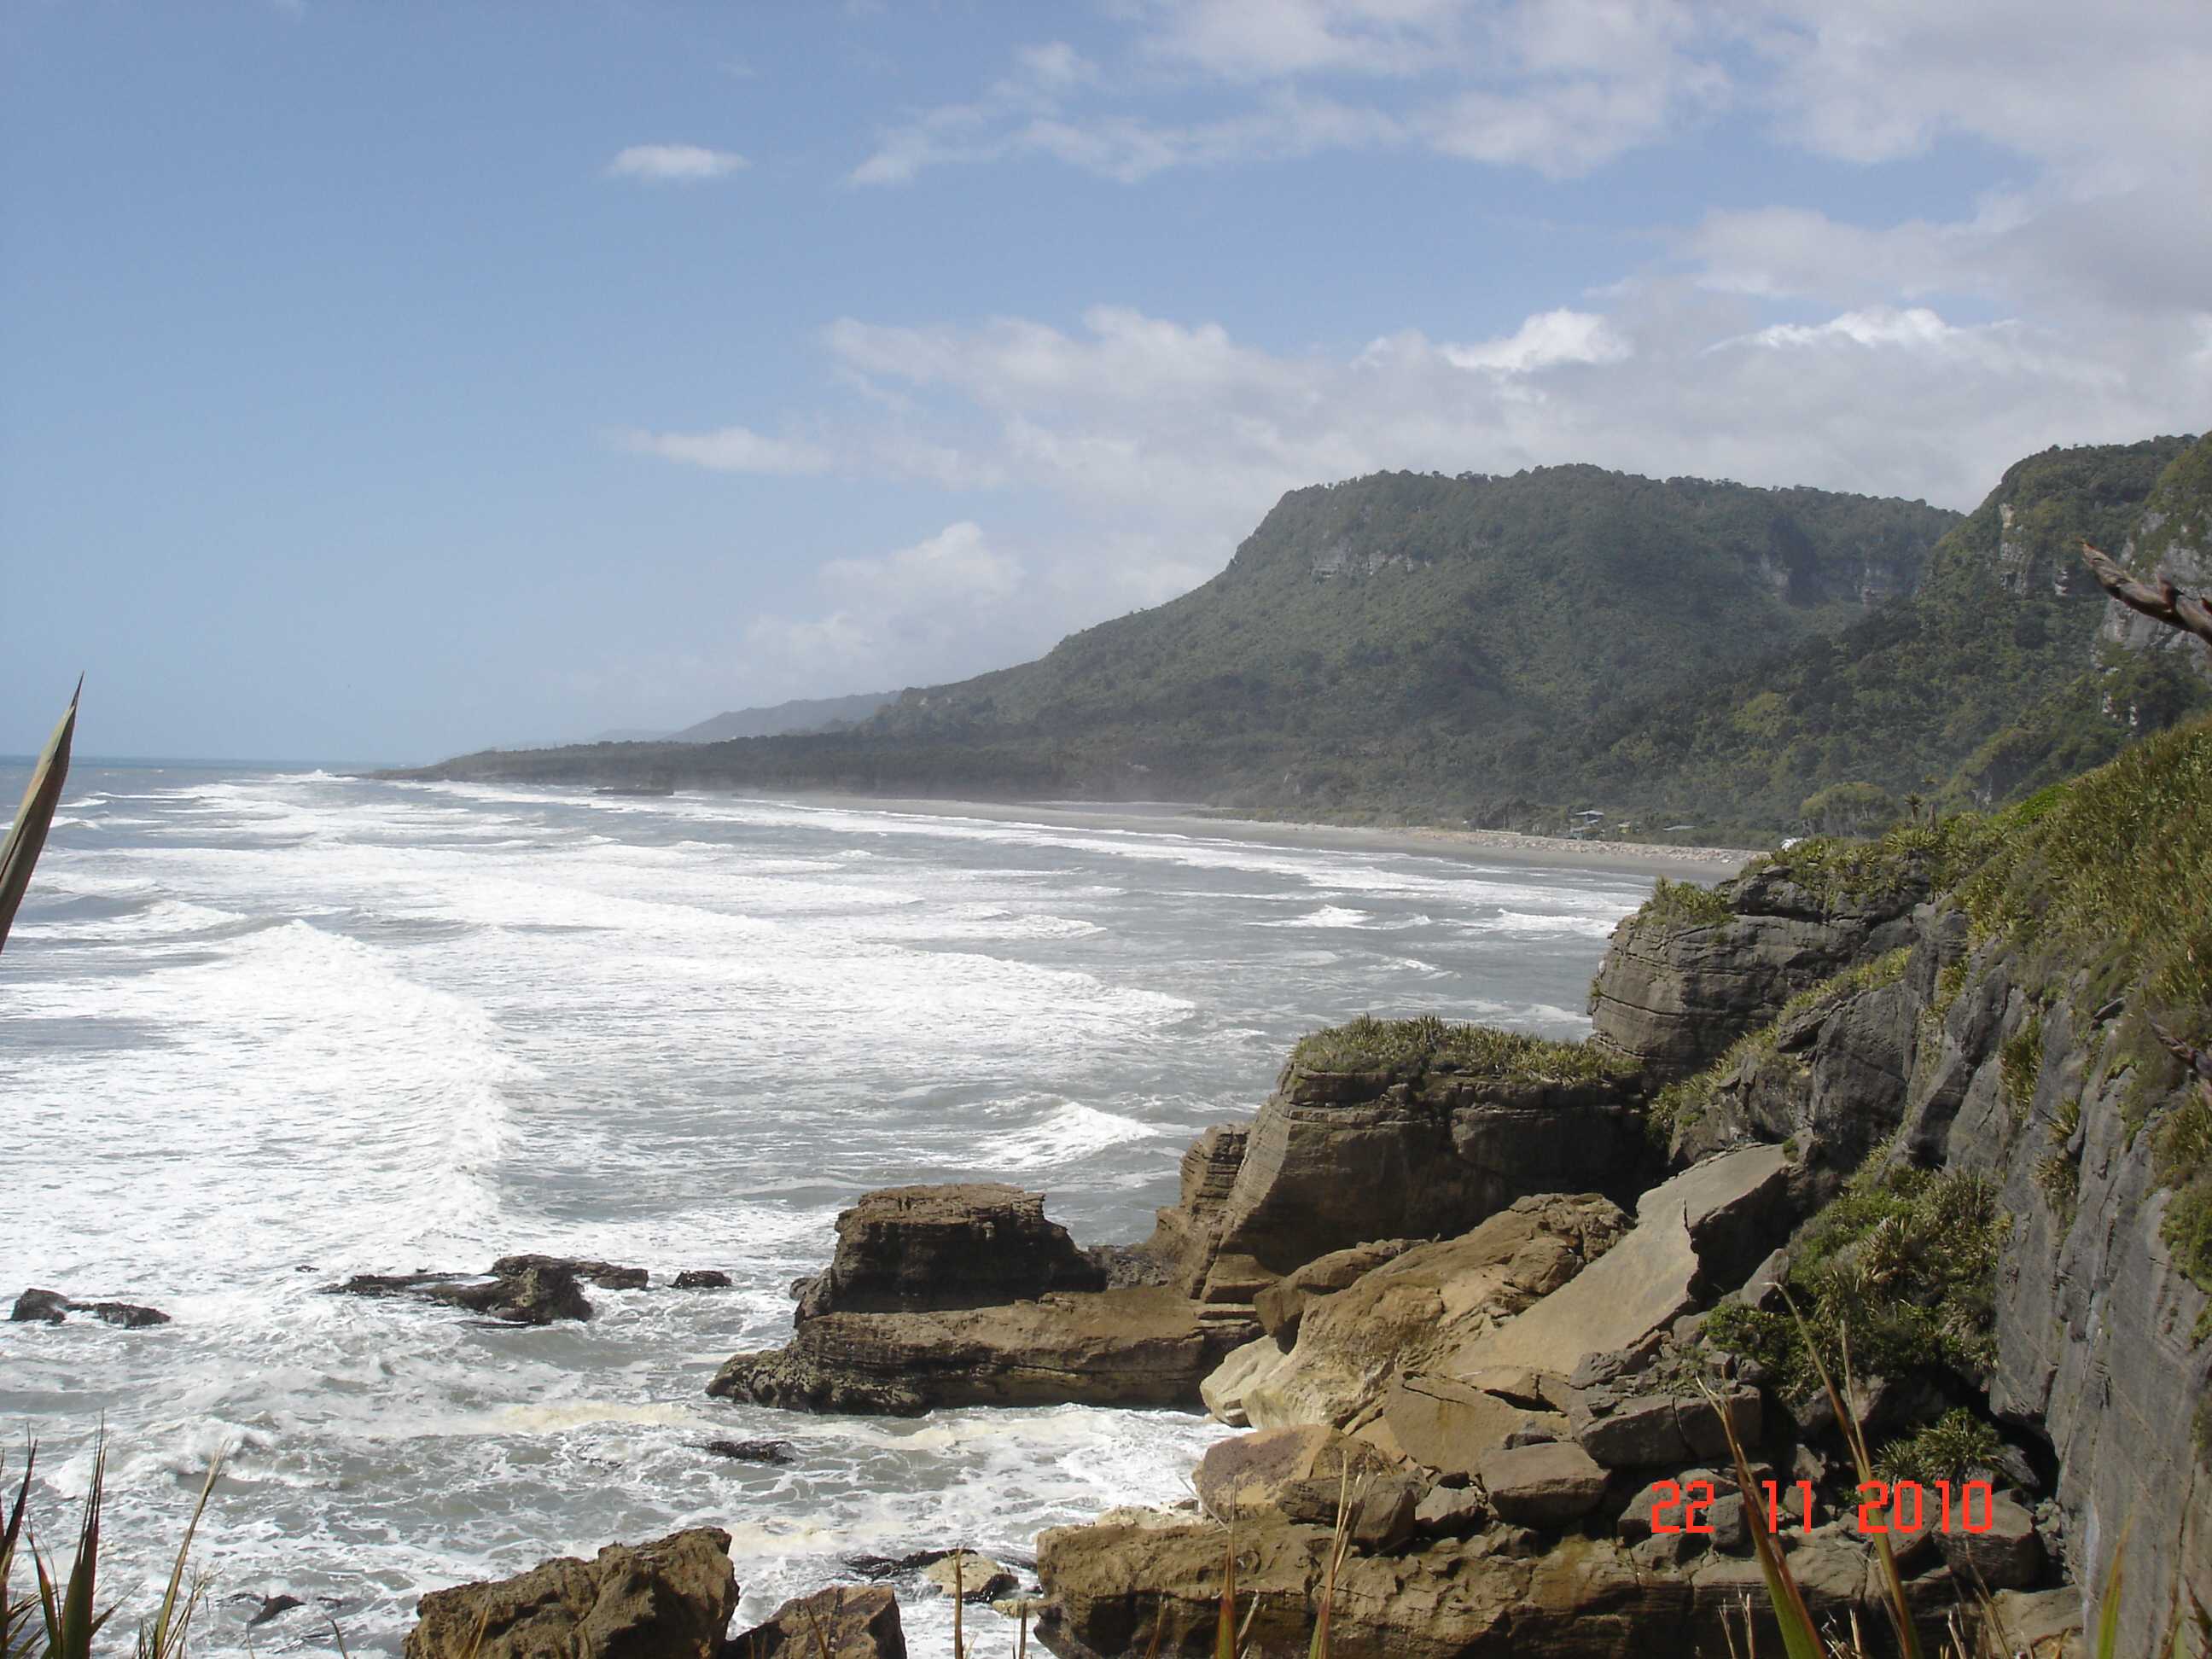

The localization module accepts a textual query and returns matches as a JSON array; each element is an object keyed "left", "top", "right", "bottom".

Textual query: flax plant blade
[{"left": 0, "top": 678, "right": 82, "bottom": 952}]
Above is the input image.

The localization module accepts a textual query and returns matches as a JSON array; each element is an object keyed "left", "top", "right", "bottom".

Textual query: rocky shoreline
[{"left": 41, "top": 808, "right": 2205, "bottom": 1656}]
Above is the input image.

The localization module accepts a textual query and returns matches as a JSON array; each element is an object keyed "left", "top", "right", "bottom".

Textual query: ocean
[{"left": 0, "top": 766, "right": 1652, "bottom": 1653}]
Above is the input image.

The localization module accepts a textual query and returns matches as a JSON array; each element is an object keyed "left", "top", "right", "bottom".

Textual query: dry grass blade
[
  {"left": 0, "top": 678, "right": 80, "bottom": 953},
  {"left": 953, "top": 1549, "right": 966, "bottom": 1659},
  {"left": 1307, "top": 1459, "right": 1354, "bottom": 1659},
  {"left": 1781, "top": 1293, "right": 1925, "bottom": 1659},
  {"left": 1214, "top": 1524, "right": 1237, "bottom": 1659},
  {"left": 1703, "top": 1379, "right": 1824, "bottom": 1659},
  {"left": 136, "top": 1448, "right": 224, "bottom": 1659}
]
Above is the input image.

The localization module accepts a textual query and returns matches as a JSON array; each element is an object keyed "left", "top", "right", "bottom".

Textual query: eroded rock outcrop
[
  {"left": 709, "top": 1286, "right": 1247, "bottom": 1415},
  {"left": 1587, "top": 859, "right": 1930, "bottom": 1077},
  {"left": 1146, "top": 1028, "right": 1650, "bottom": 1311},
  {"left": 402, "top": 1528, "right": 736, "bottom": 1659},
  {"left": 711, "top": 1183, "right": 1250, "bottom": 1414},
  {"left": 732, "top": 1584, "right": 907, "bottom": 1657},
  {"left": 792, "top": 1185, "right": 1105, "bottom": 1320}
]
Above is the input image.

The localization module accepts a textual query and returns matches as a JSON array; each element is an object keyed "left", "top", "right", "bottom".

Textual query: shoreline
[{"left": 763, "top": 789, "right": 1764, "bottom": 879}]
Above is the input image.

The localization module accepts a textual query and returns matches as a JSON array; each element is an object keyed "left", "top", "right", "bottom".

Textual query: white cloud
[
  {"left": 1437, "top": 309, "right": 1633, "bottom": 373},
  {"left": 605, "top": 143, "right": 750, "bottom": 183},
  {"left": 614, "top": 425, "right": 832, "bottom": 475}
]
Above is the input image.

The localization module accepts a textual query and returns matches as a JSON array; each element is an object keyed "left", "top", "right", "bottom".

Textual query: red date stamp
[{"left": 1650, "top": 1478, "right": 1998, "bottom": 1535}]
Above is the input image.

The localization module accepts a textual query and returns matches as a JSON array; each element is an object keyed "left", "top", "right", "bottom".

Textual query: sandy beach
[{"left": 771, "top": 790, "right": 1765, "bottom": 880}]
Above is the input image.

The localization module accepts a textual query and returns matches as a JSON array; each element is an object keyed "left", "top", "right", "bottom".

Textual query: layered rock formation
[{"left": 708, "top": 1185, "right": 1249, "bottom": 1415}]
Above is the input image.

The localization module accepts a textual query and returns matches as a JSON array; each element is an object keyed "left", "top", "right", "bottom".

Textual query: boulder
[
  {"left": 1450, "top": 1145, "right": 1788, "bottom": 1380},
  {"left": 1475, "top": 1442, "right": 1607, "bottom": 1528},
  {"left": 708, "top": 1287, "right": 1251, "bottom": 1415},
  {"left": 1567, "top": 1387, "right": 1761, "bottom": 1470},
  {"left": 1231, "top": 1194, "right": 1627, "bottom": 1431},
  {"left": 672, "top": 1269, "right": 732, "bottom": 1289},
  {"left": 1194, "top": 1426, "right": 1419, "bottom": 1551},
  {"left": 402, "top": 1528, "right": 736, "bottom": 1659},
  {"left": 732, "top": 1584, "right": 906, "bottom": 1657},
  {"left": 1412, "top": 1484, "right": 1491, "bottom": 1537},
  {"left": 1936, "top": 1490, "right": 2043, "bottom": 1592},
  {"left": 794, "top": 1185, "right": 1106, "bottom": 1320},
  {"left": 922, "top": 1552, "right": 1017, "bottom": 1604},
  {"left": 489, "top": 1254, "right": 647, "bottom": 1290},
  {"left": 10, "top": 1288, "right": 172, "bottom": 1328},
  {"left": 1252, "top": 1239, "right": 1420, "bottom": 1342},
  {"left": 1198, "top": 1336, "right": 1289, "bottom": 1428},
  {"left": 1379, "top": 1374, "right": 1564, "bottom": 1481}
]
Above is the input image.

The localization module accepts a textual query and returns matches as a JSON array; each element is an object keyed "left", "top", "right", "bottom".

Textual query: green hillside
[
  {"left": 405, "top": 439, "right": 2211, "bottom": 843},
  {"left": 1548, "top": 435, "right": 2207, "bottom": 835},
  {"left": 409, "top": 468, "right": 1955, "bottom": 818}
]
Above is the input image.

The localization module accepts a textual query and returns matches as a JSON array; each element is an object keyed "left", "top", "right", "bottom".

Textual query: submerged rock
[
  {"left": 9, "top": 1287, "right": 171, "bottom": 1328},
  {"left": 402, "top": 1527, "right": 736, "bottom": 1659},
  {"left": 672, "top": 1269, "right": 731, "bottom": 1289},
  {"left": 327, "top": 1259, "right": 596, "bottom": 1324},
  {"left": 488, "top": 1254, "right": 647, "bottom": 1290},
  {"left": 702, "top": 1437, "right": 796, "bottom": 1466}
]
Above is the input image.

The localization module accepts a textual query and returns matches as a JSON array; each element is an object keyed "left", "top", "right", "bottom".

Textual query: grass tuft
[{"left": 1283, "top": 1014, "right": 1628, "bottom": 1087}]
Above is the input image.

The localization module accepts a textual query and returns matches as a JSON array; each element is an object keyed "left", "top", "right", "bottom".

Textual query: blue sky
[{"left": 4, "top": 1, "right": 2208, "bottom": 763}]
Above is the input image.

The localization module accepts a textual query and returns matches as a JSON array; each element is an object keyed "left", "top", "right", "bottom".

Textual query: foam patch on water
[{"left": 2, "top": 770, "right": 1645, "bottom": 1658}]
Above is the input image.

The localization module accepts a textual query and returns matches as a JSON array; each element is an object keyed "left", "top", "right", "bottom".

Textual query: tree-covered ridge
[
  {"left": 405, "top": 439, "right": 2209, "bottom": 846},
  {"left": 1547, "top": 435, "right": 2206, "bottom": 836}
]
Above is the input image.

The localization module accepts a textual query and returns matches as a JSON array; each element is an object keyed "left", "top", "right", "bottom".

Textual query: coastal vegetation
[{"left": 1280, "top": 1013, "right": 1628, "bottom": 1086}]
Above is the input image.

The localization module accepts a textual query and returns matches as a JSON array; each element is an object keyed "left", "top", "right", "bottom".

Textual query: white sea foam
[{"left": 1, "top": 769, "right": 1647, "bottom": 1658}]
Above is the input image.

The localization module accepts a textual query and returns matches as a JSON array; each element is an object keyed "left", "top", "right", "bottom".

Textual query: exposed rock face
[
  {"left": 1033, "top": 1512, "right": 1914, "bottom": 1659},
  {"left": 792, "top": 1185, "right": 1106, "bottom": 1320},
  {"left": 1252, "top": 1239, "right": 1418, "bottom": 1342},
  {"left": 9, "top": 1288, "right": 171, "bottom": 1328},
  {"left": 1189, "top": 1068, "right": 1647, "bottom": 1306},
  {"left": 1194, "top": 1426, "right": 1420, "bottom": 1550},
  {"left": 709, "top": 1286, "right": 1249, "bottom": 1415},
  {"left": 402, "top": 1528, "right": 736, "bottom": 1659},
  {"left": 922, "top": 1551, "right": 1019, "bottom": 1604},
  {"left": 1218, "top": 1194, "right": 1628, "bottom": 1433},
  {"left": 732, "top": 1584, "right": 906, "bottom": 1658},
  {"left": 1449, "top": 1145, "right": 1789, "bottom": 1379},
  {"left": 672, "top": 1269, "right": 731, "bottom": 1289},
  {"left": 1586, "top": 847, "right": 2212, "bottom": 1639},
  {"left": 1586, "top": 860, "right": 1928, "bottom": 1077},
  {"left": 1139, "top": 1126, "right": 1248, "bottom": 1294}
]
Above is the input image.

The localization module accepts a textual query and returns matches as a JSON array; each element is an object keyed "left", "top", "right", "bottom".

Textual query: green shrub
[
  {"left": 2000, "top": 1011, "right": 2045, "bottom": 1125},
  {"left": 1637, "top": 876, "right": 1733, "bottom": 929},
  {"left": 1872, "top": 1408, "right": 2003, "bottom": 1487},
  {"left": 1707, "top": 1158, "right": 2008, "bottom": 1399},
  {"left": 1283, "top": 1014, "right": 1627, "bottom": 1086}
]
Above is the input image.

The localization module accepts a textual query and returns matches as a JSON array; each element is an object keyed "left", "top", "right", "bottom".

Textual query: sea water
[{"left": 0, "top": 767, "right": 1650, "bottom": 1654}]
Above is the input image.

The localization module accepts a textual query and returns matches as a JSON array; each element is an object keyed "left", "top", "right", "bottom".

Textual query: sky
[{"left": 3, "top": 1, "right": 2209, "bottom": 763}]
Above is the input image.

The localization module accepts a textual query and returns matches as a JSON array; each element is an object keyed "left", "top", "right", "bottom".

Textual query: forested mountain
[
  {"left": 669, "top": 690, "right": 895, "bottom": 743},
  {"left": 1545, "top": 435, "right": 2209, "bottom": 834},
  {"left": 403, "top": 439, "right": 2209, "bottom": 843}
]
